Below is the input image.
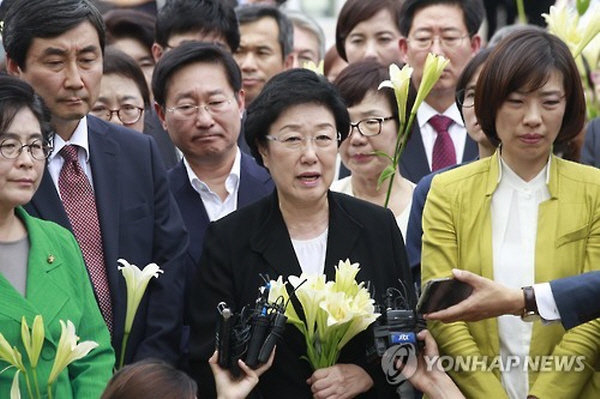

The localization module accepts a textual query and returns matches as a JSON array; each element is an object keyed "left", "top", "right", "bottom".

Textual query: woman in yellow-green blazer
[
  {"left": 422, "top": 31, "right": 600, "bottom": 399},
  {"left": 0, "top": 77, "right": 114, "bottom": 398}
]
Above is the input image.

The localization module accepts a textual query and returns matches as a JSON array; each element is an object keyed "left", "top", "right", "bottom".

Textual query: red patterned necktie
[
  {"left": 58, "top": 145, "right": 113, "bottom": 333},
  {"left": 430, "top": 114, "right": 457, "bottom": 171}
]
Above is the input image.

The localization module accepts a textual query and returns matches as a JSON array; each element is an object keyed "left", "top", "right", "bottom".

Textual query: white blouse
[
  {"left": 492, "top": 155, "right": 551, "bottom": 399},
  {"left": 291, "top": 228, "right": 328, "bottom": 275}
]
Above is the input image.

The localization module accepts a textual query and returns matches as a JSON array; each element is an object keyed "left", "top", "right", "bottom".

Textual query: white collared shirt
[
  {"left": 47, "top": 116, "right": 94, "bottom": 197},
  {"left": 184, "top": 148, "right": 241, "bottom": 222},
  {"left": 417, "top": 102, "right": 467, "bottom": 169},
  {"left": 492, "top": 155, "right": 551, "bottom": 399}
]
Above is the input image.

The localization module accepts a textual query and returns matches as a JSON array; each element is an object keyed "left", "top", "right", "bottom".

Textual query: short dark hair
[
  {"left": 104, "top": 9, "right": 155, "bottom": 53},
  {"left": 0, "top": 75, "right": 52, "bottom": 142},
  {"left": 245, "top": 68, "right": 350, "bottom": 167},
  {"left": 155, "top": 0, "right": 240, "bottom": 53},
  {"left": 100, "top": 359, "right": 197, "bottom": 399},
  {"left": 103, "top": 46, "right": 151, "bottom": 108},
  {"left": 235, "top": 5, "right": 293, "bottom": 60},
  {"left": 455, "top": 47, "right": 492, "bottom": 121},
  {"left": 335, "top": 0, "right": 402, "bottom": 62},
  {"left": 2, "top": 0, "right": 106, "bottom": 70},
  {"left": 475, "top": 30, "right": 586, "bottom": 147},
  {"left": 152, "top": 42, "right": 242, "bottom": 108},
  {"left": 399, "top": 0, "right": 484, "bottom": 37},
  {"left": 334, "top": 60, "right": 400, "bottom": 123}
]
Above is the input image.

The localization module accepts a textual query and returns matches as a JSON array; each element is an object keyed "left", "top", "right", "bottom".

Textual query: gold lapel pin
[{"left": 47, "top": 255, "right": 55, "bottom": 264}]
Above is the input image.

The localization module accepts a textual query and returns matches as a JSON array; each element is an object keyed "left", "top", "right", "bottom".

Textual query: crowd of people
[{"left": 0, "top": 0, "right": 600, "bottom": 398}]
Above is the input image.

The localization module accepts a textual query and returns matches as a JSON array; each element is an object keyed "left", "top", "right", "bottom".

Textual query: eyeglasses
[
  {"left": 91, "top": 105, "right": 144, "bottom": 125},
  {"left": 455, "top": 89, "right": 475, "bottom": 108},
  {"left": 265, "top": 132, "right": 341, "bottom": 150},
  {"left": 349, "top": 116, "right": 394, "bottom": 137},
  {"left": 0, "top": 138, "right": 52, "bottom": 160},
  {"left": 408, "top": 34, "right": 469, "bottom": 50},
  {"left": 165, "top": 99, "right": 232, "bottom": 120}
]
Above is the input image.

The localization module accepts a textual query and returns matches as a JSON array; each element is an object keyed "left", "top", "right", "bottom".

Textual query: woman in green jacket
[{"left": 0, "top": 75, "right": 115, "bottom": 398}]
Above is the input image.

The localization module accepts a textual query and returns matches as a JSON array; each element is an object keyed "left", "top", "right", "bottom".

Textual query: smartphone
[{"left": 417, "top": 277, "right": 473, "bottom": 314}]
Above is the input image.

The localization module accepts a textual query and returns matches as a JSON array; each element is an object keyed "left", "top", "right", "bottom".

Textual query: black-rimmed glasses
[
  {"left": 349, "top": 116, "right": 394, "bottom": 137},
  {"left": 0, "top": 138, "right": 52, "bottom": 160},
  {"left": 90, "top": 105, "right": 144, "bottom": 125}
]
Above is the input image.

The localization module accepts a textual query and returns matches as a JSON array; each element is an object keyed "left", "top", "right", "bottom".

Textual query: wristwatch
[{"left": 521, "top": 286, "right": 540, "bottom": 322}]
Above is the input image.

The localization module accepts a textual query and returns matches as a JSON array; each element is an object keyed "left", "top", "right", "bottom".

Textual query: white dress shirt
[
  {"left": 47, "top": 117, "right": 94, "bottom": 196},
  {"left": 185, "top": 148, "right": 242, "bottom": 222},
  {"left": 492, "top": 155, "right": 551, "bottom": 399}
]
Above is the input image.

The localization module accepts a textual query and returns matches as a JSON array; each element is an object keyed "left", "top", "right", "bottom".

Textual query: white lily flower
[
  {"left": 303, "top": 60, "right": 324, "bottom": 75},
  {"left": 21, "top": 315, "right": 44, "bottom": 369},
  {"left": 117, "top": 258, "right": 164, "bottom": 334},
  {"left": 378, "top": 63, "right": 413, "bottom": 126},
  {"left": 10, "top": 370, "right": 21, "bottom": 399},
  {"left": 333, "top": 259, "right": 361, "bottom": 296},
  {"left": 47, "top": 320, "right": 98, "bottom": 385},
  {"left": 413, "top": 53, "right": 449, "bottom": 112},
  {"left": 0, "top": 333, "right": 16, "bottom": 366}
]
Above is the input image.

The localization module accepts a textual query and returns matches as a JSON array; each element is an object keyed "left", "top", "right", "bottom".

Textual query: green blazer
[
  {"left": 422, "top": 151, "right": 600, "bottom": 399},
  {"left": 0, "top": 207, "right": 114, "bottom": 398}
]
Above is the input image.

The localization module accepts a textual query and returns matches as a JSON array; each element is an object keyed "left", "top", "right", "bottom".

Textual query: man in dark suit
[
  {"left": 152, "top": 42, "right": 273, "bottom": 271},
  {"left": 398, "top": 0, "right": 485, "bottom": 183},
  {"left": 4, "top": 0, "right": 188, "bottom": 366}
]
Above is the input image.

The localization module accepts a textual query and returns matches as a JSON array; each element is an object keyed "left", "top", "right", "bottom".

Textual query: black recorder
[
  {"left": 373, "top": 285, "right": 424, "bottom": 357},
  {"left": 216, "top": 278, "right": 287, "bottom": 377}
]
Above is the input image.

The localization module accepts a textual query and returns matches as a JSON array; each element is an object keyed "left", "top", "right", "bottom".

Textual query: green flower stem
[
  {"left": 118, "top": 333, "right": 129, "bottom": 370},
  {"left": 32, "top": 368, "right": 41, "bottom": 399},
  {"left": 47, "top": 383, "right": 53, "bottom": 399},
  {"left": 515, "top": 0, "right": 526, "bottom": 24},
  {"left": 384, "top": 112, "right": 417, "bottom": 208},
  {"left": 24, "top": 372, "right": 34, "bottom": 399}
]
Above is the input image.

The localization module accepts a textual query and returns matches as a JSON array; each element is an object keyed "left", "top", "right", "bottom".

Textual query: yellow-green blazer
[
  {"left": 0, "top": 207, "right": 114, "bottom": 398},
  {"left": 422, "top": 151, "right": 600, "bottom": 398}
]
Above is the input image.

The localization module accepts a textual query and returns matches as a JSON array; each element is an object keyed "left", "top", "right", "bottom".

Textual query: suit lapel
[
  {"left": 399, "top": 124, "right": 431, "bottom": 183},
  {"left": 87, "top": 118, "right": 122, "bottom": 310},
  {"left": 250, "top": 194, "right": 302, "bottom": 278},
  {"left": 238, "top": 153, "right": 271, "bottom": 208},
  {"left": 323, "top": 193, "right": 362, "bottom": 280},
  {"left": 169, "top": 162, "right": 210, "bottom": 264},
  {"left": 27, "top": 168, "right": 71, "bottom": 229}
]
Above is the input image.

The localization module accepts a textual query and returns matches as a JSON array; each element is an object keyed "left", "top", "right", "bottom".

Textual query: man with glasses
[
  {"left": 152, "top": 42, "right": 273, "bottom": 370},
  {"left": 3, "top": 0, "right": 189, "bottom": 367},
  {"left": 398, "top": 0, "right": 484, "bottom": 183}
]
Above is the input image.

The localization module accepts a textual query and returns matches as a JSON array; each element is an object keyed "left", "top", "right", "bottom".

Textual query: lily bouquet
[
  {"left": 376, "top": 53, "right": 449, "bottom": 207},
  {"left": 268, "top": 259, "right": 379, "bottom": 370},
  {"left": 0, "top": 316, "right": 98, "bottom": 399}
]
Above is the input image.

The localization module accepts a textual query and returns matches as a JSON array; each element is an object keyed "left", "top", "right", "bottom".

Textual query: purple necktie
[
  {"left": 430, "top": 115, "right": 456, "bottom": 171},
  {"left": 58, "top": 145, "right": 113, "bottom": 333}
]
